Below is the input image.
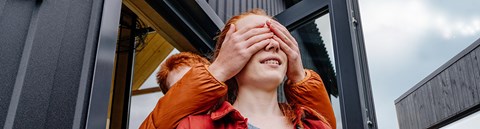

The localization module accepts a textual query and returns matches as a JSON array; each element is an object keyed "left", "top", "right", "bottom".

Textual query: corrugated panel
[
  {"left": 0, "top": 0, "right": 103, "bottom": 128},
  {"left": 206, "top": 0, "right": 287, "bottom": 22}
]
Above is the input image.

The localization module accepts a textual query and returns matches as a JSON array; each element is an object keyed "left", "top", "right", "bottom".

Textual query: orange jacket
[
  {"left": 176, "top": 101, "right": 332, "bottom": 129},
  {"left": 140, "top": 64, "right": 336, "bottom": 129}
]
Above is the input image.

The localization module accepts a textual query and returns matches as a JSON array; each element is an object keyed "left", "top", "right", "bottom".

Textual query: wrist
[
  {"left": 290, "top": 70, "right": 307, "bottom": 83},
  {"left": 208, "top": 63, "right": 228, "bottom": 82}
]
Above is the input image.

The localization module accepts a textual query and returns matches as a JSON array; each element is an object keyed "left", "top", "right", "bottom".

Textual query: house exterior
[{"left": 0, "top": 0, "right": 377, "bottom": 129}]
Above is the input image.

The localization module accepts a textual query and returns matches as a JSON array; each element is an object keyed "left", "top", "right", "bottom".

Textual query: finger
[
  {"left": 246, "top": 39, "right": 271, "bottom": 54},
  {"left": 273, "top": 35, "right": 298, "bottom": 52},
  {"left": 265, "top": 42, "right": 273, "bottom": 51},
  {"left": 240, "top": 28, "right": 271, "bottom": 41},
  {"left": 242, "top": 32, "right": 274, "bottom": 47},
  {"left": 235, "top": 21, "right": 266, "bottom": 35},
  {"left": 269, "top": 25, "right": 291, "bottom": 45},
  {"left": 222, "top": 24, "right": 236, "bottom": 46},
  {"left": 278, "top": 39, "right": 297, "bottom": 59},
  {"left": 267, "top": 38, "right": 280, "bottom": 51},
  {"left": 269, "top": 20, "right": 296, "bottom": 42}
]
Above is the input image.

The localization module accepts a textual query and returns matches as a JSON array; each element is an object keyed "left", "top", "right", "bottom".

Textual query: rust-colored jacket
[
  {"left": 139, "top": 64, "right": 336, "bottom": 129},
  {"left": 176, "top": 101, "right": 332, "bottom": 129}
]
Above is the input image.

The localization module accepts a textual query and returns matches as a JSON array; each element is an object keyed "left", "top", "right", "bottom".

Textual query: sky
[
  {"left": 128, "top": 0, "right": 480, "bottom": 128},
  {"left": 359, "top": 0, "right": 480, "bottom": 128}
]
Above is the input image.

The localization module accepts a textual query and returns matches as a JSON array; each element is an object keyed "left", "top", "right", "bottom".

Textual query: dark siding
[
  {"left": 206, "top": 0, "right": 286, "bottom": 22},
  {"left": 0, "top": 0, "right": 103, "bottom": 128},
  {"left": 0, "top": 1, "right": 37, "bottom": 127},
  {"left": 395, "top": 38, "right": 480, "bottom": 129}
]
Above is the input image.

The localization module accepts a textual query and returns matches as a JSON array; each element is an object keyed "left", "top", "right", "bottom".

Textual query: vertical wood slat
[
  {"left": 409, "top": 92, "right": 416, "bottom": 129},
  {"left": 418, "top": 86, "right": 426, "bottom": 129},
  {"left": 473, "top": 49, "right": 480, "bottom": 104},
  {"left": 449, "top": 62, "right": 461, "bottom": 115},
  {"left": 395, "top": 102, "right": 404, "bottom": 129},
  {"left": 435, "top": 73, "right": 446, "bottom": 124},
  {"left": 413, "top": 91, "right": 421, "bottom": 129},
  {"left": 443, "top": 69, "right": 455, "bottom": 119},
  {"left": 466, "top": 52, "right": 479, "bottom": 107},
  {"left": 425, "top": 81, "right": 437, "bottom": 126},
  {"left": 451, "top": 61, "right": 463, "bottom": 114}
]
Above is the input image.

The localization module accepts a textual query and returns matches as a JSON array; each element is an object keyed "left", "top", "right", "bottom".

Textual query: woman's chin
[{"left": 257, "top": 75, "right": 284, "bottom": 84}]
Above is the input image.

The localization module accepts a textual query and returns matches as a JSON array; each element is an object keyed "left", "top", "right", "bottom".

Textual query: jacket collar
[{"left": 210, "top": 101, "right": 245, "bottom": 121}]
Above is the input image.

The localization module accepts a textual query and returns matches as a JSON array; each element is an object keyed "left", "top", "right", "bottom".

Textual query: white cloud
[{"left": 359, "top": 0, "right": 480, "bottom": 129}]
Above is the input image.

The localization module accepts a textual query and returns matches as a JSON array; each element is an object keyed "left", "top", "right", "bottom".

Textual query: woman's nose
[{"left": 265, "top": 39, "right": 280, "bottom": 52}]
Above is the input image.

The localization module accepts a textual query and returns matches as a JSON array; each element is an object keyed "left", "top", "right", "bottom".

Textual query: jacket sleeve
[
  {"left": 284, "top": 69, "right": 336, "bottom": 129},
  {"left": 139, "top": 64, "right": 227, "bottom": 129}
]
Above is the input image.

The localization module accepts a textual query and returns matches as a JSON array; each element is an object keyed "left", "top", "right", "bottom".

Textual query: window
[{"left": 290, "top": 13, "right": 343, "bottom": 128}]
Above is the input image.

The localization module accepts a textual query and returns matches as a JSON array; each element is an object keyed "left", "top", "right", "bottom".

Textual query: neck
[{"left": 232, "top": 83, "right": 283, "bottom": 118}]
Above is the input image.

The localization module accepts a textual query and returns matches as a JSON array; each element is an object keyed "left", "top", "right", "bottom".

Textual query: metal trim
[
  {"left": 275, "top": 0, "right": 377, "bottom": 128},
  {"left": 146, "top": 0, "right": 223, "bottom": 55},
  {"left": 84, "top": 0, "right": 122, "bottom": 128},
  {"left": 329, "top": 0, "right": 377, "bottom": 128}
]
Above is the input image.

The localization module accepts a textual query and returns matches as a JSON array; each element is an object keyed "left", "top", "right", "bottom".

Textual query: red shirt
[{"left": 176, "top": 101, "right": 332, "bottom": 129}]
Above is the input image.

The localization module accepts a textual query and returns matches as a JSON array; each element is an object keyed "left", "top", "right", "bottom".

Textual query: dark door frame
[{"left": 85, "top": 0, "right": 378, "bottom": 128}]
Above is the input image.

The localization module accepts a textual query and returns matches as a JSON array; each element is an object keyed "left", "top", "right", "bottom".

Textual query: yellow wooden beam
[
  {"left": 123, "top": 0, "right": 197, "bottom": 52},
  {"left": 132, "top": 33, "right": 174, "bottom": 90}
]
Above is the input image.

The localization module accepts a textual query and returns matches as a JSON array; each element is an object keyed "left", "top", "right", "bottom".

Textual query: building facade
[{"left": 0, "top": 0, "right": 377, "bottom": 128}]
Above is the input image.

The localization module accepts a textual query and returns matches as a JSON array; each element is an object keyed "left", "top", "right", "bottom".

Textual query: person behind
[
  {"left": 140, "top": 52, "right": 214, "bottom": 129},
  {"left": 156, "top": 52, "right": 210, "bottom": 94},
  {"left": 176, "top": 9, "right": 335, "bottom": 129}
]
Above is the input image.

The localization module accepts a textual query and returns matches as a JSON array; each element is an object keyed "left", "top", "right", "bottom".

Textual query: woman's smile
[{"left": 259, "top": 55, "right": 282, "bottom": 68}]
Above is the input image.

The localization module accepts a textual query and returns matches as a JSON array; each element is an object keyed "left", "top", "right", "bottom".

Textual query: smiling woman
[{"left": 175, "top": 9, "right": 334, "bottom": 129}]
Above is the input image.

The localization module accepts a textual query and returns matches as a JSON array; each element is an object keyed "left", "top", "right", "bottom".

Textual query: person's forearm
[
  {"left": 141, "top": 64, "right": 227, "bottom": 129},
  {"left": 284, "top": 70, "right": 336, "bottom": 129}
]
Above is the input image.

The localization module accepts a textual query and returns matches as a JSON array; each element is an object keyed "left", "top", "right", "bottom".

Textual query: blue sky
[
  {"left": 129, "top": 0, "right": 480, "bottom": 128},
  {"left": 359, "top": 0, "right": 480, "bottom": 128}
]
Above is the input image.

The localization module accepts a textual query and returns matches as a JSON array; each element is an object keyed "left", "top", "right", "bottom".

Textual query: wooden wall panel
[{"left": 395, "top": 39, "right": 480, "bottom": 129}]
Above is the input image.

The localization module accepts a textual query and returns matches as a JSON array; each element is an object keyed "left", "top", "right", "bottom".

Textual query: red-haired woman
[{"left": 176, "top": 9, "right": 335, "bottom": 129}]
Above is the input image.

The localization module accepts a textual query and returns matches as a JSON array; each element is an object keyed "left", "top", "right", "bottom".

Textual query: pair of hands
[{"left": 209, "top": 20, "right": 306, "bottom": 83}]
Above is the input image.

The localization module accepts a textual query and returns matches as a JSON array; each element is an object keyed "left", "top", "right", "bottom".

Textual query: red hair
[{"left": 156, "top": 52, "right": 210, "bottom": 94}]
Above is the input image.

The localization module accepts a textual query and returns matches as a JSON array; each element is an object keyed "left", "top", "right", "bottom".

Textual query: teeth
[{"left": 263, "top": 59, "right": 279, "bottom": 65}]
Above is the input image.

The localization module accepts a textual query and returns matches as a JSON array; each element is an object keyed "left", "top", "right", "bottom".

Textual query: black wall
[
  {"left": 207, "top": 0, "right": 286, "bottom": 22},
  {"left": 395, "top": 38, "right": 480, "bottom": 129},
  {"left": 0, "top": 0, "right": 104, "bottom": 128}
]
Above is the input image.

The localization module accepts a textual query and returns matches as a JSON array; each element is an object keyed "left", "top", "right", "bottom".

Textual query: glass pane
[
  {"left": 129, "top": 49, "right": 179, "bottom": 128},
  {"left": 290, "top": 13, "right": 342, "bottom": 128},
  {"left": 360, "top": 0, "right": 480, "bottom": 128}
]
